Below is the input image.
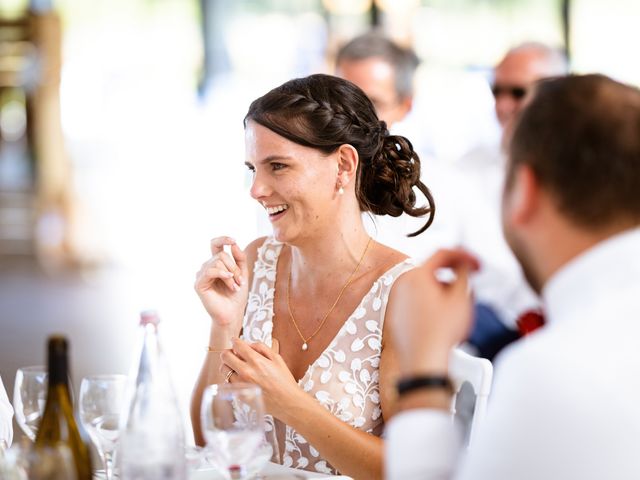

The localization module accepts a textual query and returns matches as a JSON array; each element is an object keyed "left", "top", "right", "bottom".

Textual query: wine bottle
[{"left": 35, "top": 336, "right": 93, "bottom": 480}]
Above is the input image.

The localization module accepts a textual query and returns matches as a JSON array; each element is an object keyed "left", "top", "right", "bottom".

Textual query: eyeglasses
[{"left": 491, "top": 84, "right": 528, "bottom": 100}]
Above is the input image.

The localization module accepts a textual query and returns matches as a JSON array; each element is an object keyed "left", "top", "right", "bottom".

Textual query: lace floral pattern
[{"left": 243, "top": 237, "right": 414, "bottom": 475}]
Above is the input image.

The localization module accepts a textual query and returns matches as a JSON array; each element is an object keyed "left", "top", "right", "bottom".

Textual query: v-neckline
[{"left": 266, "top": 240, "right": 412, "bottom": 386}]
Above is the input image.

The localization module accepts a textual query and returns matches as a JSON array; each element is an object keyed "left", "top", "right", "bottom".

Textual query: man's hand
[{"left": 390, "top": 248, "right": 480, "bottom": 376}]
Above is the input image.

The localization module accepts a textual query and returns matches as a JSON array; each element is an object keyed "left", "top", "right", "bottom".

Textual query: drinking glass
[
  {"left": 201, "top": 383, "right": 270, "bottom": 480},
  {"left": 0, "top": 442, "right": 77, "bottom": 480},
  {"left": 79, "top": 374, "right": 127, "bottom": 480},
  {"left": 13, "top": 366, "right": 48, "bottom": 441}
]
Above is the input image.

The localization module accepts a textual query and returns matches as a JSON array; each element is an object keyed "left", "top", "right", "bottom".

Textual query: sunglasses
[{"left": 491, "top": 84, "right": 528, "bottom": 100}]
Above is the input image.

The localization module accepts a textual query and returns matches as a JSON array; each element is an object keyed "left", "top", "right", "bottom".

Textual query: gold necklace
[{"left": 286, "top": 236, "right": 373, "bottom": 351}]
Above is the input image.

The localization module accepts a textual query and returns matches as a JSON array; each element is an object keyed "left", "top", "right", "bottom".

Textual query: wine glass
[
  {"left": 0, "top": 442, "right": 78, "bottom": 480},
  {"left": 201, "top": 383, "right": 271, "bottom": 480},
  {"left": 79, "top": 374, "right": 127, "bottom": 480},
  {"left": 13, "top": 366, "right": 48, "bottom": 441}
]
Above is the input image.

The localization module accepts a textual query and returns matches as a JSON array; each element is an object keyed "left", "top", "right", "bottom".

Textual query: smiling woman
[{"left": 190, "top": 73, "right": 435, "bottom": 480}]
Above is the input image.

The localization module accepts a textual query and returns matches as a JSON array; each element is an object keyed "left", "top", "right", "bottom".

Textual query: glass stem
[{"left": 103, "top": 450, "right": 115, "bottom": 480}]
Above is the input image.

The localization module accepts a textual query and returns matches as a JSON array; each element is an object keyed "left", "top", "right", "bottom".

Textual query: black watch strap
[{"left": 397, "top": 375, "right": 453, "bottom": 396}]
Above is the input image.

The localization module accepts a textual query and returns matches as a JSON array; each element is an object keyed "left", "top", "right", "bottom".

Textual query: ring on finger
[{"left": 224, "top": 370, "right": 235, "bottom": 383}]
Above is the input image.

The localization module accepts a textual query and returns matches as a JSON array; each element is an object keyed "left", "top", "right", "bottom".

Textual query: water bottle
[{"left": 119, "top": 310, "right": 187, "bottom": 480}]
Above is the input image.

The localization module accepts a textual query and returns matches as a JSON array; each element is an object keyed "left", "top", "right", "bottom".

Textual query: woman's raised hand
[{"left": 194, "top": 237, "right": 249, "bottom": 332}]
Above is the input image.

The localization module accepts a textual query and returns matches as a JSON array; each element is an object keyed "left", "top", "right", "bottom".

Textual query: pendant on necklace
[{"left": 302, "top": 342, "right": 308, "bottom": 351}]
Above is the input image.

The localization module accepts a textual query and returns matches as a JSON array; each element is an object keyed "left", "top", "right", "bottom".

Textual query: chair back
[{"left": 449, "top": 348, "right": 493, "bottom": 446}]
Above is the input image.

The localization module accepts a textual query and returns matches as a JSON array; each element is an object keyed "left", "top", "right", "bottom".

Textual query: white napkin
[{"left": 0, "top": 375, "right": 13, "bottom": 448}]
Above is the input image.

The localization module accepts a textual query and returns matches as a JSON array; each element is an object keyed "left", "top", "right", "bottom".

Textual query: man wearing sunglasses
[
  {"left": 446, "top": 43, "right": 569, "bottom": 364},
  {"left": 492, "top": 42, "right": 569, "bottom": 133}
]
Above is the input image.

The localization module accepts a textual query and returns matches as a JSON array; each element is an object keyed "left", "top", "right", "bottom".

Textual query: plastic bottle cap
[{"left": 139, "top": 310, "right": 160, "bottom": 327}]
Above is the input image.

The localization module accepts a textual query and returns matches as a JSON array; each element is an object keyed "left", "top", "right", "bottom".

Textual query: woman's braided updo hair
[{"left": 244, "top": 73, "right": 434, "bottom": 236}]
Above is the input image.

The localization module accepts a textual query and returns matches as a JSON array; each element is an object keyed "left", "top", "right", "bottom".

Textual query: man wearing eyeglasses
[{"left": 0, "top": 375, "right": 13, "bottom": 449}]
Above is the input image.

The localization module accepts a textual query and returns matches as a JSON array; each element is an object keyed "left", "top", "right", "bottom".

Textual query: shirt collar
[{"left": 542, "top": 227, "right": 640, "bottom": 325}]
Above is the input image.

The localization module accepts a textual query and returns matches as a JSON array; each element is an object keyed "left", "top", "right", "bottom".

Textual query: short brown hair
[{"left": 508, "top": 74, "right": 640, "bottom": 228}]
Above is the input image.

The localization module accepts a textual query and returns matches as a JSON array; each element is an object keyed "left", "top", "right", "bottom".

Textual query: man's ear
[
  {"left": 399, "top": 95, "right": 413, "bottom": 118},
  {"left": 504, "top": 164, "right": 540, "bottom": 226},
  {"left": 336, "top": 144, "right": 359, "bottom": 187}
]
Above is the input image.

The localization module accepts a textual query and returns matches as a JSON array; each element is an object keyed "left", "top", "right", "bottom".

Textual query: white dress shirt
[
  {"left": 0, "top": 375, "right": 13, "bottom": 447},
  {"left": 386, "top": 227, "right": 640, "bottom": 480},
  {"left": 446, "top": 145, "right": 539, "bottom": 327}
]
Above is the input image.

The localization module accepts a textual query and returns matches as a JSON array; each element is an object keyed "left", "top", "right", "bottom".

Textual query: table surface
[
  {"left": 190, "top": 461, "right": 353, "bottom": 479},
  {"left": 91, "top": 461, "right": 352, "bottom": 479}
]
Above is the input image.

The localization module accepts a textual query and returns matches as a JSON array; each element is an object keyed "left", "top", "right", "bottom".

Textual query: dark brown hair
[
  {"left": 244, "top": 73, "right": 434, "bottom": 236},
  {"left": 508, "top": 74, "right": 640, "bottom": 228}
]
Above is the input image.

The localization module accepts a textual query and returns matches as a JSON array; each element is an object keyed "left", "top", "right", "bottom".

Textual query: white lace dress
[{"left": 243, "top": 237, "right": 414, "bottom": 475}]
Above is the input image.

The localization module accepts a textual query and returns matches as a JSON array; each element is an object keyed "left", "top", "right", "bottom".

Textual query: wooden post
[{"left": 28, "top": 10, "right": 82, "bottom": 270}]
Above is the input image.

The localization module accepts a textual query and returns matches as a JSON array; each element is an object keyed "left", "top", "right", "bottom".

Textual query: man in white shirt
[
  {"left": 385, "top": 74, "right": 640, "bottom": 479},
  {"left": 449, "top": 42, "right": 569, "bottom": 359},
  {"left": 0, "top": 375, "right": 13, "bottom": 448}
]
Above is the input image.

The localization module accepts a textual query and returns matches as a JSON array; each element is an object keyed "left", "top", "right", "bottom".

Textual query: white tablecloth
[{"left": 190, "top": 461, "right": 352, "bottom": 479}]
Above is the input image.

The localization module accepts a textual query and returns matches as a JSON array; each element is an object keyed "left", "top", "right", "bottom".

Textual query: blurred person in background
[
  {"left": 446, "top": 42, "right": 569, "bottom": 360},
  {"left": 0, "top": 375, "right": 13, "bottom": 448},
  {"left": 335, "top": 31, "right": 448, "bottom": 264},
  {"left": 493, "top": 42, "right": 569, "bottom": 144},
  {"left": 191, "top": 74, "right": 435, "bottom": 479},
  {"left": 386, "top": 73, "right": 640, "bottom": 479},
  {"left": 335, "top": 31, "right": 419, "bottom": 132}
]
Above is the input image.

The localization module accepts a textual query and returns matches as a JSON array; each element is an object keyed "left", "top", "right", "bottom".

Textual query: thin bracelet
[
  {"left": 397, "top": 375, "right": 454, "bottom": 396},
  {"left": 206, "top": 346, "right": 229, "bottom": 352}
]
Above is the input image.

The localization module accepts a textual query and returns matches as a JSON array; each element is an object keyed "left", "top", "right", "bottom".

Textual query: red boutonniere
[{"left": 516, "top": 310, "right": 545, "bottom": 336}]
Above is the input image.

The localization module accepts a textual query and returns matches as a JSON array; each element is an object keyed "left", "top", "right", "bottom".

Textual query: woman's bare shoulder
[
  {"left": 373, "top": 242, "right": 411, "bottom": 273},
  {"left": 244, "top": 236, "right": 269, "bottom": 266},
  {"left": 244, "top": 236, "right": 268, "bottom": 254},
  {"left": 377, "top": 244, "right": 424, "bottom": 332}
]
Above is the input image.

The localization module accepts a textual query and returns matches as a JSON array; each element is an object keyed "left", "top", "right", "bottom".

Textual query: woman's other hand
[
  {"left": 194, "top": 236, "right": 249, "bottom": 332},
  {"left": 221, "top": 338, "right": 307, "bottom": 420}
]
